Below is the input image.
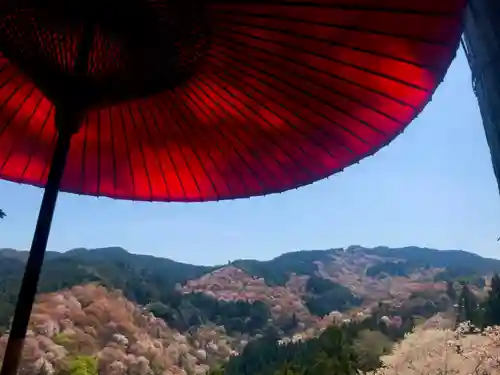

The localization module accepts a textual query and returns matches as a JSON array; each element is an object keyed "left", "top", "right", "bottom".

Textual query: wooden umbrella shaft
[
  {"left": 0, "top": 122, "right": 74, "bottom": 375},
  {"left": 0, "top": 21, "right": 93, "bottom": 375}
]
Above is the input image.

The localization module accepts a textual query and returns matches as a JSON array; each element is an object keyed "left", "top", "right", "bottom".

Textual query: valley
[{"left": 0, "top": 245, "right": 499, "bottom": 374}]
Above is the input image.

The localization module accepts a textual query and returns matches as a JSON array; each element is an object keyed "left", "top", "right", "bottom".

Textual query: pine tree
[
  {"left": 458, "top": 283, "right": 479, "bottom": 326},
  {"left": 446, "top": 280, "right": 457, "bottom": 303},
  {"left": 315, "top": 327, "right": 358, "bottom": 375}
]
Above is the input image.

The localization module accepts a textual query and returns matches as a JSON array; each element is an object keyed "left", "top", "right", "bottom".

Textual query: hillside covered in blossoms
[
  {"left": 0, "top": 284, "right": 243, "bottom": 375},
  {"left": 1, "top": 246, "right": 500, "bottom": 374}
]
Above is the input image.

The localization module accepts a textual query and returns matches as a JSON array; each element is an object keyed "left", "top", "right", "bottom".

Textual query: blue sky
[{"left": 1, "top": 49, "right": 500, "bottom": 266}]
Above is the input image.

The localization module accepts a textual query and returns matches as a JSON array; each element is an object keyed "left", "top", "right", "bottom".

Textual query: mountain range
[
  {"left": 0, "top": 245, "right": 497, "bottom": 332},
  {"left": 0, "top": 245, "right": 499, "bottom": 375}
]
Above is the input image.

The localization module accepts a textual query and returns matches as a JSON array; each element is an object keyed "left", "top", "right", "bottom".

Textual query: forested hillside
[
  {"left": 0, "top": 245, "right": 498, "bottom": 335},
  {"left": 1, "top": 245, "right": 500, "bottom": 374}
]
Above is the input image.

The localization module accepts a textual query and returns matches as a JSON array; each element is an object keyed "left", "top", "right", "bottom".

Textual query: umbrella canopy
[{"left": 0, "top": 0, "right": 465, "bottom": 202}]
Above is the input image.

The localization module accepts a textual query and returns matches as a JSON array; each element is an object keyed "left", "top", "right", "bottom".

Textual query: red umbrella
[{"left": 0, "top": 0, "right": 464, "bottom": 373}]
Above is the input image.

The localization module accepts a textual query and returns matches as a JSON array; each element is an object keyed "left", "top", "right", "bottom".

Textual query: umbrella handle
[{"left": 0, "top": 123, "right": 74, "bottom": 375}]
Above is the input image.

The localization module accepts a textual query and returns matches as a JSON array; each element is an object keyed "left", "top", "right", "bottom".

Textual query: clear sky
[{"left": 1, "top": 49, "right": 500, "bottom": 266}]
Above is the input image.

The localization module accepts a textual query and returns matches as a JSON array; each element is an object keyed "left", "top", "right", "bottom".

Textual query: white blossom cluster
[{"left": 372, "top": 319, "right": 500, "bottom": 375}]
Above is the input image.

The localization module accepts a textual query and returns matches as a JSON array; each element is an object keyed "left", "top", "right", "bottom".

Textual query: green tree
[
  {"left": 458, "top": 283, "right": 480, "bottom": 326},
  {"left": 208, "top": 365, "right": 226, "bottom": 375},
  {"left": 353, "top": 330, "right": 392, "bottom": 373},
  {"left": 315, "top": 327, "right": 358, "bottom": 375},
  {"left": 485, "top": 274, "right": 500, "bottom": 326},
  {"left": 446, "top": 280, "right": 457, "bottom": 303},
  {"left": 67, "top": 356, "right": 97, "bottom": 375},
  {"left": 52, "top": 332, "right": 72, "bottom": 349},
  {"left": 274, "top": 361, "right": 302, "bottom": 375}
]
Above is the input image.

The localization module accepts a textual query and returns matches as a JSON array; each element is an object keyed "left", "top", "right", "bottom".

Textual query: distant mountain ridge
[
  {"left": 0, "top": 245, "right": 498, "bottom": 336},
  {"left": 4, "top": 244, "right": 499, "bottom": 271},
  {"left": 2, "top": 245, "right": 499, "bottom": 291}
]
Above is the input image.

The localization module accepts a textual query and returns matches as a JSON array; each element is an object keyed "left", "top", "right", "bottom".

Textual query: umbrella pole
[{"left": 0, "top": 112, "right": 75, "bottom": 375}]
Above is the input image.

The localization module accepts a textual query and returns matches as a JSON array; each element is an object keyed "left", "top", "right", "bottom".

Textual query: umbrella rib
[
  {"left": 107, "top": 107, "right": 118, "bottom": 196},
  {"left": 203, "top": 67, "right": 349, "bottom": 171},
  {"left": 210, "top": 36, "right": 415, "bottom": 121},
  {"left": 96, "top": 109, "right": 101, "bottom": 196},
  {"left": 126, "top": 104, "right": 154, "bottom": 201},
  {"left": 215, "top": 31, "right": 429, "bottom": 99},
  {"left": 74, "top": 22, "right": 94, "bottom": 75},
  {"left": 148, "top": 97, "right": 188, "bottom": 199},
  {"left": 188, "top": 75, "right": 317, "bottom": 183},
  {"left": 196, "top": 72, "right": 333, "bottom": 180},
  {"left": 81, "top": 114, "right": 89, "bottom": 194},
  {"left": 58, "top": 29, "right": 70, "bottom": 72},
  {"left": 140, "top": 104, "right": 172, "bottom": 199},
  {"left": 207, "top": 55, "right": 384, "bottom": 153},
  {"left": 214, "top": 24, "right": 440, "bottom": 90},
  {"left": 0, "top": 62, "right": 8, "bottom": 74},
  {"left": 177, "top": 83, "right": 240, "bottom": 198},
  {"left": 0, "top": 80, "right": 34, "bottom": 138},
  {"left": 20, "top": 104, "right": 52, "bottom": 181},
  {"left": 184, "top": 77, "right": 270, "bottom": 195},
  {"left": 209, "top": 35, "right": 417, "bottom": 111},
  {"left": 31, "top": 24, "right": 50, "bottom": 67},
  {"left": 191, "top": 75, "right": 272, "bottom": 193},
  {"left": 53, "top": 32, "right": 66, "bottom": 72},
  {"left": 165, "top": 93, "right": 216, "bottom": 201},
  {"left": 208, "top": 56, "right": 413, "bottom": 146},
  {"left": 118, "top": 105, "right": 137, "bottom": 199},
  {"left": 208, "top": 50, "right": 369, "bottom": 151},
  {"left": 0, "top": 70, "right": 24, "bottom": 107},
  {"left": 53, "top": 27, "right": 65, "bottom": 73},
  {"left": 158, "top": 92, "right": 205, "bottom": 200},
  {"left": 89, "top": 30, "right": 102, "bottom": 75},
  {"left": 177, "top": 91, "right": 227, "bottom": 200},
  {"left": 165, "top": 91, "right": 214, "bottom": 200},
  {"left": 190, "top": 74, "right": 347, "bottom": 196},
  {"left": 208, "top": 57, "right": 357, "bottom": 147},
  {"left": 193, "top": 72, "right": 289, "bottom": 176},
  {"left": 152, "top": 98, "right": 189, "bottom": 199},
  {"left": 197, "top": 71, "right": 339, "bottom": 161},
  {"left": 6, "top": 26, "right": 55, "bottom": 98},
  {"left": 212, "top": 21, "right": 443, "bottom": 72},
  {"left": 248, "top": 2, "right": 460, "bottom": 17},
  {"left": 210, "top": 10, "right": 453, "bottom": 46},
  {"left": 0, "top": 66, "right": 21, "bottom": 93},
  {"left": 35, "top": 106, "right": 57, "bottom": 182},
  {"left": 195, "top": 71, "right": 316, "bottom": 184},
  {"left": 185, "top": 76, "right": 265, "bottom": 192},
  {"left": 0, "top": 73, "right": 33, "bottom": 172},
  {"left": 135, "top": 103, "right": 171, "bottom": 200},
  {"left": 0, "top": 84, "right": 36, "bottom": 175},
  {"left": 173, "top": 87, "right": 232, "bottom": 200},
  {"left": 0, "top": 88, "right": 41, "bottom": 173},
  {"left": 210, "top": 53, "right": 372, "bottom": 160},
  {"left": 221, "top": 39, "right": 408, "bottom": 124}
]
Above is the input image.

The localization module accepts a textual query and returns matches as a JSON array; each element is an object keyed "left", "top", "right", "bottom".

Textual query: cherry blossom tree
[{"left": 373, "top": 321, "right": 500, "bottom": 375}]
